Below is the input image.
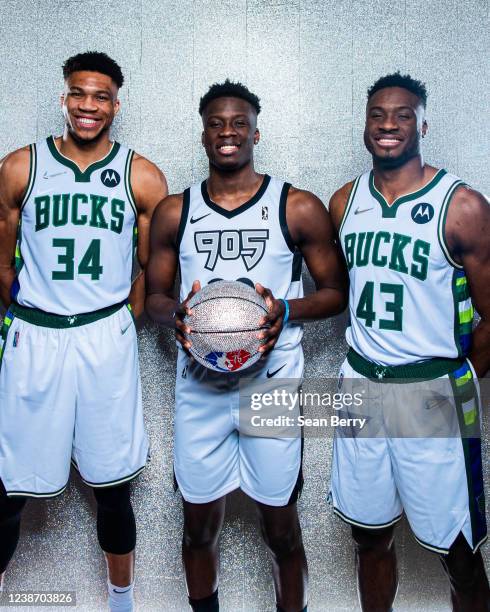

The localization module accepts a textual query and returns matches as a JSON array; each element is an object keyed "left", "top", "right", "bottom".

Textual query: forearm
[
  {"left": 0, "top": 267, "right": 15, "bottom": 310},
  {"left": 145, "top": 292, "right": 179, "bottom": 327},
  {"left": 468, "top": 318, "right": 490, "bottom": 377},
  {"left": 128, "top": 272, "right": 145, "bottom": 319},
  {"left": 287, "top": 287, "right": 347, "bottom": 322}
]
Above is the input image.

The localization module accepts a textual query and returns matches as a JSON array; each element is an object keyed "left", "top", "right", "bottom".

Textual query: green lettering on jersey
[
  {"left": 35, "top": 195, "right": 50, "bottom": 231},
  {"left": 356, "top": 232, "right": 374, "bottom": 267},
  {"left": 344, "top": 233, "right": 356, "bottom": 270},
  {"left": 110, "top": 198, "right": 125, "bottom": 234},
  {"left": 89, "top": 194, "right": 109, "bottom": 229},
  {"left": 372, "top": 231, "right": 390, "bottom": 267},
  {"left": 388, "top": 233, "right": 411, "bottom": 274},
  {"left": 52, "top": 194, "right": 70, "bottom": 227},
  {"left": 411, "top": 239, "right": 431, "bottom": 281},
  {"left": 72, "top": 193, "right": 88, "bottom": 225}
]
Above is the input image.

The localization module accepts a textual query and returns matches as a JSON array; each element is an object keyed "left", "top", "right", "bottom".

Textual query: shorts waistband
[
  {"left": 10, "top": 301, "right": 127, "bottom": 328},
  {"left": 346, "top": 348, "right": 464, "bottom": 381}
]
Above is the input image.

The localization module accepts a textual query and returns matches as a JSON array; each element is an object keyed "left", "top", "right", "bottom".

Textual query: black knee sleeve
[
  {"left": 93, "top": 482, "right": 136, "bottom": 555},
  {"left": 189, "top": 588, "right": 219, "bottom": 611},
  {"left": 0, "top": 493, "right": 27, "bottom": 574}
]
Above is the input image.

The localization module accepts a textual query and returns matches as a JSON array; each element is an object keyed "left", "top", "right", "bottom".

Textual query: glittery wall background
[{"left": 0, "top": 1, "right": 489, "bottom": 610}]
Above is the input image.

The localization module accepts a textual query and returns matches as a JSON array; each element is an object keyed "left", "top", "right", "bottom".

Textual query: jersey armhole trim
[
  {"left": 124, "top": 149, "right": 137, "bottom": 219},
  {"left": 338, "top": 176, "right": 360, "bottom": 238},
  {"left": 279, "top": 182, "right": 294, "bottom": 253},
  {"left": 20, "top": 144, "right": 37, "bottom": 210},
  {"left": 176, "top": 188, "right": 190, "bottom": 250},
  {"left": 437, "top": 180, "right": 465, "bottom": 269}
]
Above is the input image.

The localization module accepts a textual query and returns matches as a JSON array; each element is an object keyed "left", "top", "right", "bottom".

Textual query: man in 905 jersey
[
  {"left": 0, "top": 52, "right": 167, "bottom": 611},
  {"left": 328, "top": 73, "right": 490, "bottom": 611},
  {"left": 146, "top": 80, "right": 348, "bottom": 612}
]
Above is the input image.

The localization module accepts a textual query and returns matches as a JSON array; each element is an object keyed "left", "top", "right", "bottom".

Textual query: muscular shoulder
[
  {"left": 151, "top": 193, "right": 185, "bottom": 245},
  {"left": 286, "top": 185, "right": 325, "bottom": 214},
  {"left": 446, "top": 184, "right": 489, "bottom": 258},
  {"left": 130, "top": 151, "right": 168, "bottom": 212},
  {"left": 0, "top": 145, "right": 32, "bottom": 207},
  {"left": 286, "top": 185, "right": 333, "bottom": 245},
  {"left": 328, "top": 181, "right": 355, "bottom": 231}
]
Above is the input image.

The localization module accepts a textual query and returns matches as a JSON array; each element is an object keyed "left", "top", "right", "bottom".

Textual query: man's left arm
[
  {"left": 128, "top": 155, "right": 168, "bottom": 318},
  {"left": 446, "top": 186, "right": 490, "bottom": 377},
  {"left": 258, "top": 188, "right": 349, "bottom": 353}
]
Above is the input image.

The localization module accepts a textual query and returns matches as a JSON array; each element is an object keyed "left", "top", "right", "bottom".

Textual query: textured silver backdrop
[{"left": 0, "top": 1, "right": 489, "bottom": 610}]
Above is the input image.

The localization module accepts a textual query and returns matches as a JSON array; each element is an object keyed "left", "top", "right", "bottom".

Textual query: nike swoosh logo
[
  {"left": 354, "top": 207, "right": 374, "bottom": 215},
  {"left": 190, "top": 213, "right": 211, "bottom": 224},
  {"left": 112, "top": 587, "right": 131, "bottom": 594},
  {"left": 266, "top": 364, "right": 286, "bottom": 378},
  {"left": 121, "top": 322, "right": 132, "bottom": 334},
  {"left": 43, "top": 170, "right": 67, "bottom": 179}
]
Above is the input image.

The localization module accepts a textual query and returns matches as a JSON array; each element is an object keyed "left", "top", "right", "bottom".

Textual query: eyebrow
[
  {"left": 368, "top": 105, "right": 415, "bottom": 112},
  {"left": 69, "top": 86, "right": 111, "bottom": 95}
]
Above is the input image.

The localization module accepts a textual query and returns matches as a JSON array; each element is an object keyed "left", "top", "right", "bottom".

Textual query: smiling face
[
  {"left": 61, "top": 71, "right": 120, "bottom": 143},
  {"left": 201, "top": 97, "right": 259, "bottom": 171},
  {"left": 364, "top": 86, "right": 427, "bottom": 169}
]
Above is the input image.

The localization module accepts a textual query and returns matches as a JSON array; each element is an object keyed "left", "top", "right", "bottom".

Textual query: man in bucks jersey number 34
[
  {"left": 0, "top": 52, "right": 167, "bottom": 611},
  {"left": 329, "top": 73, "right": 490, "bottom": 610},
  {"left": 146, "top": 81, "right": 347, "bottom": 612}
]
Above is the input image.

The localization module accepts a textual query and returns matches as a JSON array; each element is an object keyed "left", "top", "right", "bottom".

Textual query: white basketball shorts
[
  {"left": 174, "top": 345, "right": 304, "bottom": 506},
  {"left": 0, "top": 302, "right": 148, "bottom": 498},
  {"left": 329, "top": 353, "right": 487, "bottom": 554}
]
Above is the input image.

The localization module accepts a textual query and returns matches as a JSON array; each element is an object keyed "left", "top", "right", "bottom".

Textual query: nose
[
  {"left": 219, "top": 121, "right": 237, "bottom": 137},
  {"left": 379, "top": 113, "right": 398, "bottom": 131},
  {"left": 78, "top": 95, "right": 98, "bottom": 113}
]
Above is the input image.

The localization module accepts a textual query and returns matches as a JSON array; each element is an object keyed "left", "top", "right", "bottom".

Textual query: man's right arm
[
  {"left": 145, "top": 194, "right": 183, "bottom": 326},
  {"left": 0, "top": 147, "right": 30, "bottom": 309},
  {"left": 328, "top": 180, "right": 355, "bottom": 234}
]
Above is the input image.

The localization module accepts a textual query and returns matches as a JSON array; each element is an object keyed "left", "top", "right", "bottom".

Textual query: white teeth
[
  {"left": 78, "top": 118, "right": 97, "bottom": 125},
  {"left": 219, "top": 145, "right": 238, "bottom": 150}
]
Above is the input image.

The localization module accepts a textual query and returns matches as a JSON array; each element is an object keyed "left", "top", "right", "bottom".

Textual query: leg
[
  {"left": 439, "top": 532, "right": 490, "bottom": 612},
  {"left": 93, "top": 483, "right": 136, "bottom": 611},
  {"left": 351, "top": 525, "right": 397, "bottom": 612},
  {"left": 182, "top": 497, "right": 226, "bottom": 606},
  {"left": 256, "top": 501, "right": 307, "bottom": 612},
  {"left": 0, "top": 485, "right": 27, "bottom": 588}
]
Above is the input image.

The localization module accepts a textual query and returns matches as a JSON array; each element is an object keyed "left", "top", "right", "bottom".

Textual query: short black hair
[
  {"left": 367, "top": 72, "right": 427, "bottom": 108},
  {"left": 199, "top": 79, "right": 261, "bottom": 116},
  {"left": 62, "top": 51, "right": 124, "bottom": 88}
]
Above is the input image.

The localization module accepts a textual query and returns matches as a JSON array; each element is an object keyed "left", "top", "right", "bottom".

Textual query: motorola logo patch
[
  {"left": 411, "top": 202, "right": 434, "bottom": 224},
  {"left": 101, "top": 169, "right": 121, "bottom": 187}
]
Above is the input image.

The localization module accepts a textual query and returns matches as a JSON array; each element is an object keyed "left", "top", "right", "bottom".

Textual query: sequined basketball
[{"left": 184, "top": 280, "right": 268, "bottom": 372}]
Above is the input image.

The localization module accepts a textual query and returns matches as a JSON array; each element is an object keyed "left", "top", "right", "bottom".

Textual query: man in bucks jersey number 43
[
  {"left": 146, "top": 80, "right": 347, "bottom": 612},
  {"left": 329, "top": 73, "right": 490, "bottom": 610},
  {"left": 0, "top": 52, "right": 167, "bottom": 610}
]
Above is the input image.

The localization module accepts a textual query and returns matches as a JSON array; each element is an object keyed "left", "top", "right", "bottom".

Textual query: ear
[
  {"left": 60, "top": 93, "right": 65, "bottom": 108},
  {"left": 421, "top": 119, "right": 428, "bottom": 138},
  {"left": 114, "top": 98, "right": 121, "bottom": 115},
  {"left": 201, "top": 131, "right": 205, "bottom": 147},
  {"left": 254, "top": 128, "right": 260, "bottom": 145}
]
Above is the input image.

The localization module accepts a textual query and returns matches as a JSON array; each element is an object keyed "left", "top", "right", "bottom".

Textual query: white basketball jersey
[
  {"left": 14, "top": 136, "right": 137, "bottom": 315},
  {"left": 178, "top": 175, "right": 304, "bottom": 351},
  {"left": 340, "top": 169, "right": 472, "bottom": 366}
]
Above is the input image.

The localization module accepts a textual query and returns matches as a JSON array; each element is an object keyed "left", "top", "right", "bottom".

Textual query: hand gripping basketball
[
  {"left": 255, "top": 283, "right": 287, "bottom": 356},
  {"left": 174, "top": 279, "right": 201, "bottom": 356}
]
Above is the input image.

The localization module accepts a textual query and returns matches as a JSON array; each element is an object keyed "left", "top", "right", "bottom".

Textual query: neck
[
  {"left": 372, "top": 155, "right": 427, "bottom": 202},
  {"left": 207, "top": 161, "right": 261, "bottom": 202},
  {"left": 58, "top": 127, "right": 113, "bottom": 170}
]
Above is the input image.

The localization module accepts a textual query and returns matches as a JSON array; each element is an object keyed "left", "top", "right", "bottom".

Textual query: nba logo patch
[
  {"left": 13, "top": 331, "right": 20, "bottom": 347},
  {"left": 262, "top": 206, "right": 268, "bottom": 220},
  {"left": 205, "top": 350, "right": 252, "bottom": 372}
]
